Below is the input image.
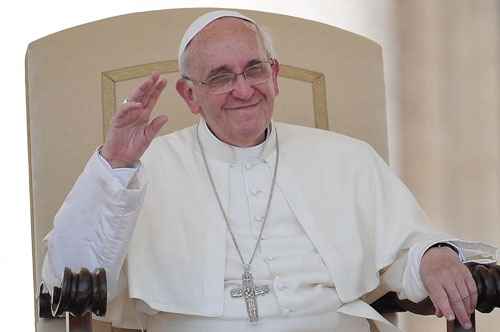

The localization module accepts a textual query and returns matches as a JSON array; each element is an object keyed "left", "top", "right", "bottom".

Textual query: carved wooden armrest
[
  {"left": 38, "top": 268, "right": 107, "bottom": 331},
  {"left": 371, "top": 263, "right": 500, "bottom": 331}
]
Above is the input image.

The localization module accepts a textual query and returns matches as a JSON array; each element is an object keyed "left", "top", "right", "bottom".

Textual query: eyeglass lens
[{"left": 208, "top": 62, "right": 273, "bottom": 94}]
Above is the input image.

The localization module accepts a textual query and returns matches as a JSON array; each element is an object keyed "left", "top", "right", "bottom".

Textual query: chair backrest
[{"left": 26, "top": 8, "right": 387, "bottom": 331}]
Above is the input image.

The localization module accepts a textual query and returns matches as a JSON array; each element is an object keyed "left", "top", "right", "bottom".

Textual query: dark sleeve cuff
[{"left": 427, "top": 242, "right": 460, "bottom": 255}]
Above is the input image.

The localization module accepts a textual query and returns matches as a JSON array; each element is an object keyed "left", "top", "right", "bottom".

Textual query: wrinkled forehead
[{"left": 186, "top": 18, "right": 266, "bottom": 75}]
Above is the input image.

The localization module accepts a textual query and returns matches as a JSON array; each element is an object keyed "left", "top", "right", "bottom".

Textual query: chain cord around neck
[{"left": 196, "top": 122, "right": 279, "bottom": 269}]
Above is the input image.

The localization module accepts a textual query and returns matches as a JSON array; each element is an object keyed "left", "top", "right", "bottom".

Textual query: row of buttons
[
  {"left": 274, "top": 276, "right": 294, "bottom": 315},
  {"left": 252, "top": 185, "right": 265, "bottom": 225},
  {"left": 251, "top": 188, "right": 264, "bottom": 196}
]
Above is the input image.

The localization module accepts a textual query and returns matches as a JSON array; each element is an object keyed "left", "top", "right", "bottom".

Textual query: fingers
[
  {"left": 464, "top": 270, "right": 478, "bottom": 312},
  {"left": 129, "top": 72, "right": 161, "bottom": 103},
  {"left": 455, "top": 278, "right": 472, "bottom": 314},
  {"left": 116, "top": 102, "right": 142, "bottom": 117},
  {"left": 444, "top": 282, "right": 471, "bottom": 329},
  {"left": 144, "top": 115, "right": 168, "bottom": 142},
  {"left": 117, "top": 73, "right": 166, "bottom": 126},
  {"left": 426, "top": 273, "right": 472, "bottom": 330},
  {"left": 113, "top": 102, "right": 144, "bottom": 127},
  {"left": 142, "top": 77, "right": 167, "bottom": 116},
  {"left": 428, "top": 282, "right": 456, "bottom": 322}
]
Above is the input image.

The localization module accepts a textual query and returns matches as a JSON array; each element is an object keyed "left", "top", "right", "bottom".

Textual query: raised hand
[
  {"left": 420, "top": 246, "right": 477, "bottom": 330},
  {"left": 101, "top": 72, "right": 168, "bottom": 168}
]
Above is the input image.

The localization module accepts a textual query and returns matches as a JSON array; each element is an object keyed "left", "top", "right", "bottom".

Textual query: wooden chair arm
[
  {"left": 371, "top": 263, "right": 500, "bottom": 314},
  {"left": 38, "top": 267, "right": 107, "bottom": 332},
  {"left": 370, "top": 263, "right": 500, "bottom": 331}
]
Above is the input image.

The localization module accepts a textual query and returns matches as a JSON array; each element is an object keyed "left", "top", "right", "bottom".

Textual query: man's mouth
[{"left": 224, "top": 100, "right": 261, "bottom": 110}]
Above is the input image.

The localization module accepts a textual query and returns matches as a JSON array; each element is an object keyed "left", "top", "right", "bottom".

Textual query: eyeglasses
[{"left": 182, "top": 59, "right": 275, "bottom": 95}]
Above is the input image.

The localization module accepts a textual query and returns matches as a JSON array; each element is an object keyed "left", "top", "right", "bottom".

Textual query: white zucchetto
[{"left": 177, "top": 10, "right": 256, "bottom": 67}]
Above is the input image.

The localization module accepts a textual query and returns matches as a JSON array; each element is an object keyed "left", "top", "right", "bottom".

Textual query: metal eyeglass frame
[{"left": 181, "top": 59, "right": 276, "bottom": 94}]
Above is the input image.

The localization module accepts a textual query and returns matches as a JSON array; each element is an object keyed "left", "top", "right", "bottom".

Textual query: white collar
[{"left": 196, "top": 119, "right": 276, "bottom": 165}]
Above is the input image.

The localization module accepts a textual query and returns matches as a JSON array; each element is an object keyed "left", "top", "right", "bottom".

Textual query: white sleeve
[
  {"left": 41, "top": 150, "right": 147, "bottom": 302},
  {"left": 97, "top": 149, "right": 138, "bottom": 187}
]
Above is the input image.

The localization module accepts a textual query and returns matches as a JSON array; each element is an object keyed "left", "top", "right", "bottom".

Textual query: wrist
[
  {"left": 99, "top": 147, "right": 137, "bottom": 169},
  {"left": 108, "top": 160, "right": 137, "bottom": 169},
  {"left": 421, "top": 246, "right": 460, "bottom": 267}
]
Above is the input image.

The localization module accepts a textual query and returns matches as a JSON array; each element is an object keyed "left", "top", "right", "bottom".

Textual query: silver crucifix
[{"left": 230, "top": 269, "right": 270, "bottom": 322}]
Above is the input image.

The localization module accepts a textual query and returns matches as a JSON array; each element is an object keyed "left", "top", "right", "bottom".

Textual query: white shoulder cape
[{"left": 126, "top": 122, "right": 450, "bottom": 317}]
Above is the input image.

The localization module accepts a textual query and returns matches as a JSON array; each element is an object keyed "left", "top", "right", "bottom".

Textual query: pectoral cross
[{"left": 230, "top": 269, "right": 270, "bottom": 322}]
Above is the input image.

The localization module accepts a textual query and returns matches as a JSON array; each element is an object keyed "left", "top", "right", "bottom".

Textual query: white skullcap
[{"left": 178, "top": 10, "right": 257, "bottom": 68}]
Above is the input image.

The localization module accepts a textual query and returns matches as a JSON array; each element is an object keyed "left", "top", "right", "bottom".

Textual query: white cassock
[{"left": 42, "top": 120, "right": 498, "bottom": 332}]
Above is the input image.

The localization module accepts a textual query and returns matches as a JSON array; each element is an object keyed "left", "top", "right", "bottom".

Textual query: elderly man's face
[{"left": 177, "top": 18, "right": 279, "bottom": 147}]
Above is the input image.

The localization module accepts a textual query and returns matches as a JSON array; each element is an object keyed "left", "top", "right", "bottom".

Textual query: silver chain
[{"left": 196, "top": 123, "right": 279, "bottom": 269}]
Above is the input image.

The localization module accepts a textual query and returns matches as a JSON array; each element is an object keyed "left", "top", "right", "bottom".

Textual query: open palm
[{"left": 101, "top": 72, "right": 168, "bottom": 168}]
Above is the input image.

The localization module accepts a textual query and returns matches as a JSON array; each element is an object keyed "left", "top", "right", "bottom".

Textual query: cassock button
[{"left": 251, "top": 188, "right": 263, "bottom": 196}]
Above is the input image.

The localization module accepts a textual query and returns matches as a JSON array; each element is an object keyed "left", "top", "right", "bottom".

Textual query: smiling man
[
  {"left": 176, "top": 17, "right": 278, "bottom": 148},
  {"left": 41, "top": 10, "right": 491, "bottom": 332}
]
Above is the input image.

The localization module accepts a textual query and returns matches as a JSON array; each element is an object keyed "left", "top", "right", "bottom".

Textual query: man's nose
[{"left": 230, "top": 74, "right": 254, "bottom": 100}]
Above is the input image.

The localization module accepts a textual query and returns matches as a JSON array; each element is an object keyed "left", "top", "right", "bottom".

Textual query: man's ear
[
  {"left": 271, "top": 59, "right": 280, "bottom": 96},
  {"left": 176, "top": 79, "right": 201, "bottom": 114}
]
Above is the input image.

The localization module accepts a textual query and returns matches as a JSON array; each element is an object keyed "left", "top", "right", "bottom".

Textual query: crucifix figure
[{"left": 230, "top": 269, "right": 271, "bottom": 322}]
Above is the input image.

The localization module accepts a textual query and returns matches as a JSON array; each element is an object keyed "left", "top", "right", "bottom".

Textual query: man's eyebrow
[
  {"left": 206, "top": 59, "right": 264, "bottom": 78},
  {"left": 206, "top": 65, "right": 232, "bottom": 78},
  {"left": 246, "top": 59, "right": 263, "bottom": 67}
]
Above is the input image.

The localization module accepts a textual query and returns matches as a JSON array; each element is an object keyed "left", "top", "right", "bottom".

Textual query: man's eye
[
  {"left": 207, "top": 74, "right": 233, "bottom": 86},
  {"left": 245, "top": 65, "right": 264, "bottom": 77}
]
